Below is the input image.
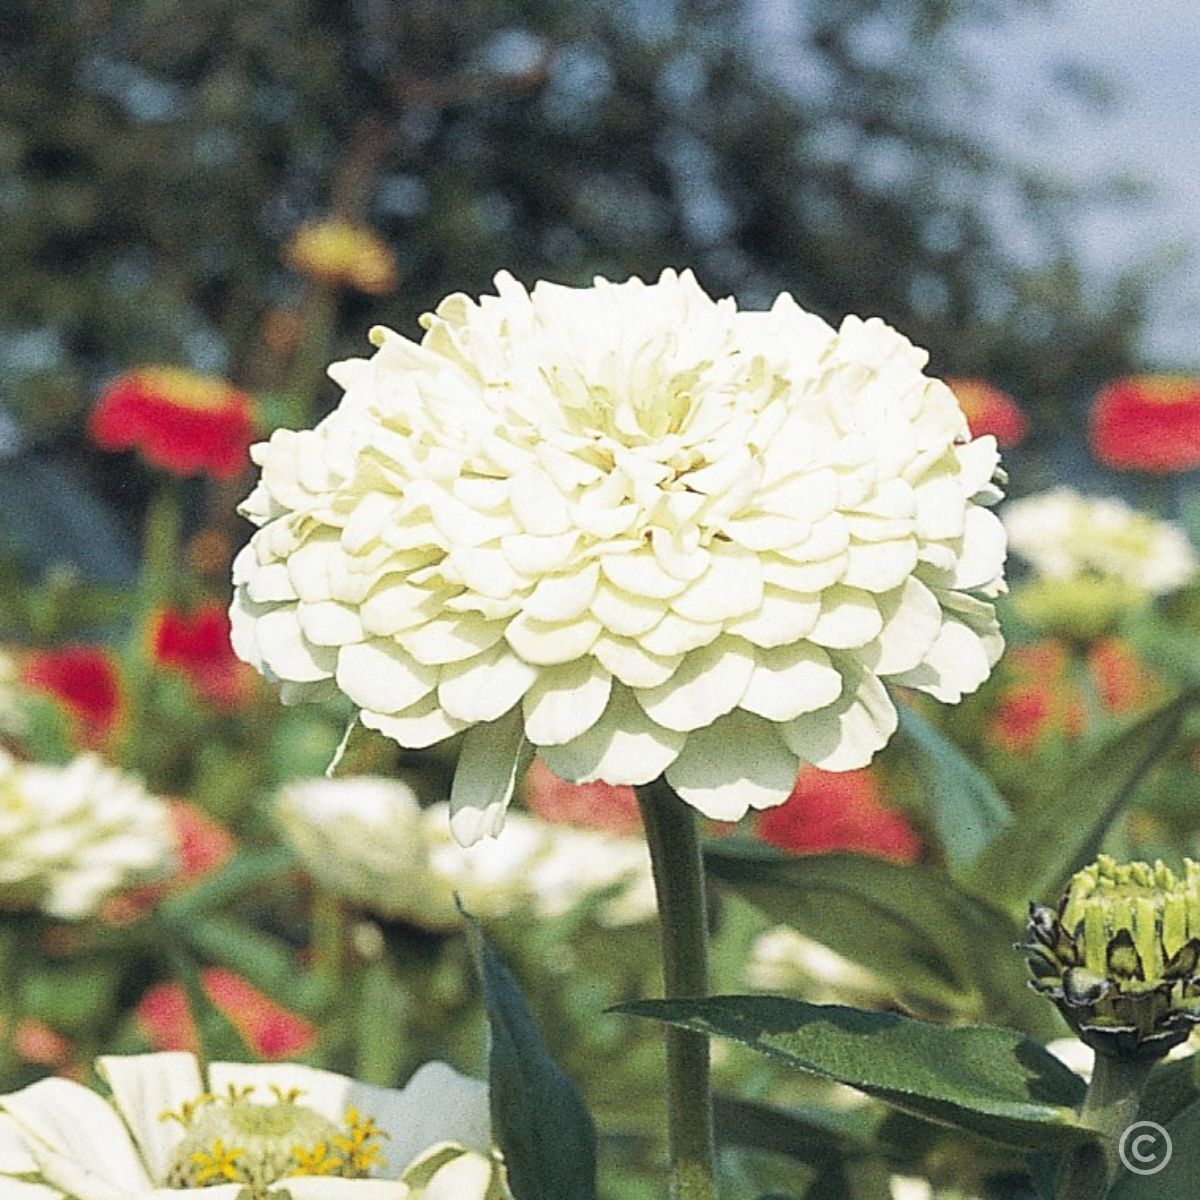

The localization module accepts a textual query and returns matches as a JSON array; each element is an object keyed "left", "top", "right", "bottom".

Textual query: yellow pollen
[
  {"left": 190, "top": 1138, "right": 244, "bottom": 1184},
  {"left": 290, "top": 1141, "right": 344, "bottom": 1176},
  {"left": 159, "top": 1093, "right": 215, "bottom": 1128}
]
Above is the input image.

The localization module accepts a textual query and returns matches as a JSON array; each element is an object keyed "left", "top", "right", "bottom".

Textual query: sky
[{"left": 957, "top": 0, "right": 1200, "bottom": 364}]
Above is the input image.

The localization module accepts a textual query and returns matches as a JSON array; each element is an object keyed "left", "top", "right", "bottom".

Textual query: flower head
[
  {"left": 22, "top": 644, "right": 122, "bottom": 747},
  {"left": 0, "top": 751, "right": 174, "bottom": 919},
  {"left": 1004, "top": 487, "right": 1196, "bottom": 637},
  {"left": 232, "top": 271, "right": 1007, "bottom": 841},
  {"left": 151, "top": 602, "right": 256, "bottom": 707},
  {"left": 274, "top": 775, "right": 654, "bottom": 929},
  {"left": 0, "top": 1052, "right": 504, "bottom": 1198},
  {"left": 89, "top": 367, "right": 257, "bottom": 480},
  {"left": 1090, "top": 375, "right": 1200, "bottom": 473},
  {"left": 284, "top": 219, "right": 398, "bottom": 295},
  {"left": 756, "top": 765, "right": 920, "bottom": 862},
  {"left": 1024, "top": 856, "right": 1200, "bottom": 1058},
  {"left": 945, "top": 378, "right": 1028, "bottom": 448}
]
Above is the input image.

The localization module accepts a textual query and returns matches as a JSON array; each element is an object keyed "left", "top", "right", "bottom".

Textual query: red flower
[
  {"left": 136, "top": 967, "right": 316, "bottom": 1060},
  {"left": 22, "top": 644, "right": 122, "bottom": 746},
  {"left": 1087, "top": 637, "right": 1154, "bottom": 715},
  {"left": 946, "top": 378, "right": 1029, "bottom": 448},
  {"left": 522, "top": 758, "right": 642, "bottom": 834},
  {"left": 88, "top": 367, "right": 257, "bottom": 480},
  {"left": 150, "top": 601, "right": 254, "bottom": 707},
  {"left": 757, "top": 767, "right": 921, "bottom": 863},
  {"left": 1090, "top": 375, "right": 1200, "bottom": 473}
]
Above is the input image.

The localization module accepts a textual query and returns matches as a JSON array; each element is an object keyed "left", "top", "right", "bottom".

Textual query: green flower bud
[{"left": 1023, "top": 855, "right": 1200, "bottom": 1059}]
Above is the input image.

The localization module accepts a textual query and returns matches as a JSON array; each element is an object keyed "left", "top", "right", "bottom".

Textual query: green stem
[
  {"left": 635, "top": 778, "right": 718, "bottom": 1200},
  {"left": 312, "top": 888, "right": 345, "bottom": 1003},
  {"left": 1055, "top": 1052, "right": 1155, "bottom": 1200}
]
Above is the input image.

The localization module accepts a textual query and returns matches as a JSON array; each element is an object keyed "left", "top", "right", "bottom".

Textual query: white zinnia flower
[
  {"left": 0, "top": 1052, "right": 504, "bottom": 1199},
  {"left": 745, "top": 926, "right": 890, "bottom": 1005},
  {"left": 232, "top": 270, "right": 1006, "bottom": 842},
  {"left": 0, "top": 751, "right": 174, "bottom": 920},
  {"left": 1004, "top": 487, "right": 1197, "bottom": 594},
  {"left": 275, "top": 776, "right": 654, "bottom": 929}
]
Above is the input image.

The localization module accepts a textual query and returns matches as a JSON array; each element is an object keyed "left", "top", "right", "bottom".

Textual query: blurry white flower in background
[
  {"left": 232, "top": 270, "right": 1007, "bottom": 841},
  {"left": 745, "top": 925, "right": 890, "bottom": 1007},
  {"left": 275, "top": 776, "right": 655, "bottom": 930},
  {"left": 0, "top": 1051, "right": 505, "bottom": 1198},
  {"left": 0, "top": 750, "right": 174, "bottom": 920},
  {"left": 1004, "top": 487, "right": 1197, "bottom": 594}
]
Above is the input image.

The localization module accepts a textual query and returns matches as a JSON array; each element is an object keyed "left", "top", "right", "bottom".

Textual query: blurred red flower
[
  {"left": 22, "top": 644, "right": 122, "bottom": 746},
  {"left": 523, "top": 757, "right": 642, "bottom": 835},
  {"left": 88, "top": 367, "right": 257, "bottom": 480},
  {"left": 946, "top": 378, "right": 1029, "bottom": 448},
  {"left": 136, "top": 967, "right": 316, "bottom": 1060},
  {"left": 756, "top": 766, "right": 921, "bottom": 863},
  {"left": 1090, "top": 375, "right": 1200, "bottom": 473},
  {"left": 988, "top": 637, "right": 1153, "bottom": 754},
  {"left": 150, "top": 601, "right": 254, "bottom": 707}
]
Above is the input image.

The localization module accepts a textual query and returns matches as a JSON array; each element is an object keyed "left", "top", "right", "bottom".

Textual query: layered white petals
[{"left": 231, "top": 270, "right": 1007, "bottom": 836}]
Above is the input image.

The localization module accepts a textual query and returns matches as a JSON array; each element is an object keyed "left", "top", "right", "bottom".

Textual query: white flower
[
  {"left": 1004, "top": 487, "right": 1197, "bottom": 594},
  {"left": 0, "top": 1052, "right": 504, "bottom": 1199},
  {"left": 275, "top": 775, "right": 654, "bottom": 929},
  {"left": 745, "top": 926, "right": 889, "bottom": 1004},
  {"left": 0, "top": 751, "right": 174, "bottom": 920},
  {"left": 232, "top": 270, "right": 1006, "bottom": 841}
]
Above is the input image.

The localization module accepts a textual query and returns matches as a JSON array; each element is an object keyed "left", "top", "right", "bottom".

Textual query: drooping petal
[
  {"left": 449, "top": 705, "right": 531, "bottom": 845},
  {"left": 521, "top": 659, "right": 613, "bottom": 746},
  {"left": 665, "top": 711, "right": 798, "bottom": 820},
  {"left": 781, "top": 664, "right": 897, "bottom": 771},
  {"left": 741, "top": 642, "right": 843, "bottom": 721},
  {"left": 335, "top": 639, "right": 439, "bottom": 714},
  {"left": 634, "top": 637, "right": 755, "bottom": 733}
]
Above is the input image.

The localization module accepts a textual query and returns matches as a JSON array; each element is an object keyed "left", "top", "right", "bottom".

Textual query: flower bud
[{"left": 1023, "top": 855, "right": 1200, "bottom": 1058}]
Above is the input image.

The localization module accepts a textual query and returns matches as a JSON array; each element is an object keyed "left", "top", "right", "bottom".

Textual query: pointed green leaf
[
  {"left": 464, "top": 912, "right": 598, "bottom": 1200},
  {"left": 896, "top": 704, "right": 1011, "bottom": 871},
  {"left": 615, "top": 996, "right": 1093, "bottom": 1150},
  {"left": 961, "top": 694, "right": 1194, "bottom": 917},
  {"left": 1110, "top": 1091, "right": 1200, "bottom": 1199}
]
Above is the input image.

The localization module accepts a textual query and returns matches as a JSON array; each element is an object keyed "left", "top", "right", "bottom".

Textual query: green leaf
[
  {"left": 464, "top": 912, "right": 598, "bottom": 1200},
  {"left": 615, "top": 996, "right": 1093, "bottom": 1150},
  {"left": 896, "top": 704, "right": 1011, "bottom": 871},
  {"left": 714, "top": 1093, "right": 881, "bottom": 1165},
  {"left": 961, "top": 694, "right": 1193, "bottom": 917}
]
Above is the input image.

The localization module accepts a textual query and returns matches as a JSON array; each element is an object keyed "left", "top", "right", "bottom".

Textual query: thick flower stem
[
  {"left": 635, "top": 778, "right": 718, "bottom": 1200},
  {"left": 1055, "top": 1052, "right": 1155, "bottom": 1200}
]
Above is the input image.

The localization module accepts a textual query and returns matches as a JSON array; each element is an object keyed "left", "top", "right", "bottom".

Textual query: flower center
[{"left": 163, "top": 1087, "right": 386, "bottom": 1193}]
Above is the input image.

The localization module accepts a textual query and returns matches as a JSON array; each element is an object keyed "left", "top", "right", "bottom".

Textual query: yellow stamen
[{"left": 190, "top": 1138, "right": 244, "bottom": 1184}]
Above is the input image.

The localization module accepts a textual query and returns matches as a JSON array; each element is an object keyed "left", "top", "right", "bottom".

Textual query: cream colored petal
[
  {"left": 449, "top": 706, "right": 530, "bottom": 845},
  {"left": 781, "top": 665, "right": 897, "bottom": 771},
  {"left": 400, "top": 612, "right": 506, "bottom": 666},
  {"left": 278, "top": 1180, "right": 409, "bottom": 1199},
  {"left": 419, "top": 1151, "right": 495, "bottom": 1200},
  {"left": 97, "top": 1052, "right": 203, "bottom": 1185},
  {"left": 360, "top": 698, "right": 467, "bottom": 749},
  {"left": 591, "top": 634, "right": 682, "bottom": 688},
  {"left": 540, "top": 683, "right": 686, "bottom": 785},
  {"left": 438, "top": 644, "right": 538, "bottom": 723},
  {"left": 665, "top": 712, "right": 798, "bottom": 820},
  {"left": 206, "top": 1062, "right": 349, "bottom": 1119},
  {"left": 501, "top": 531, "right": 580, "bottom": 576},
  {"left": 866, "top": 576, "right": 943, "bottom": 675},
  {"left": 524, "top": 563, "right": 601, "bottom": 622},
  {"left": 0, "top": 1113, "right": 38, "bottom": 1175},
  {"left": 841, "top": 538, "right": 919, "bottom": 593},
  {"left": 359, "top": 580, "right": 443, "bottom": 637},
  {"left": 723, "top": 586, "right": 821, "bottom": 648},
  {"left": 670, "top": 547, "right": 764, "bottom": 622},
  {"left": 504, "top": 610, "right": 602, "bottom": 666},
  {"left": 807, "top": 586, "right": 883, "bottom": 649},
  {"left": 336, "top": 639, "right": 439, "bottom": 714},
  {"left": 600, "top": 550, "right": 689, "bottom": 599},
  {"left": 761, "top": 553, "right": 848, "bottom": 594},
  {"left": 890, "top": 615, "right": 994, "bottom": 703},
  {"left": 521, "top": 659, "right": 613, "bottom": 746},
  {"left": 742, "top": 642, "right": 843, "bottom": 721},
  {"left": 951, "top": 505, "right": 1007, "bottom": 591},
  {"left": 590, "top": 582, "right": 667, "bottom": 637},
  {"left": 634, "top": 637, "right": 755, "bottom": 733},
  {"left": 638, "top": 612, "right": 723, "bottom": 657},
  {"left": 1, "top": 1078, "right": 151, "bottom": 1198},
  {"left": 296, "top": 600, "right": 365, "bottom": 646},
  {"left": 258, "top": 607, "right": 338, "bottom": 682},
  {"left": 0, "top": 1182, "right": 63, "bottom": 1200}
]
